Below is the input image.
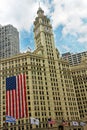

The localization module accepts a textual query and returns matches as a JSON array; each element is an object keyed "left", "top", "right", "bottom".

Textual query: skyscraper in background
[
  {"left": 0, "top": 24, "right": 19, "bottom": 59},
  {"left": 62, "top": 51, "right": 87, "bottom": 66},
  {"left": 71, "top": 56, "right": 87, "bottom": 119}
]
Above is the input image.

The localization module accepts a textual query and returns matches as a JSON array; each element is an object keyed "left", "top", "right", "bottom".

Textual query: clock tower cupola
[
  {"left": 33, "top": 7, "right": 59, "bottom": 59},
  {"left": 37, "top": 7, "right": 44, "bottom": 17}
]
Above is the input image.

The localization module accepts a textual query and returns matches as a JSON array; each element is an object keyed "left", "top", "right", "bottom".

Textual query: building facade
[
  {"left": 62, "top": 51, "right": 87, "bottom": 66},
  {"left": 71, "top": 56, "right": 87, "bottom": 119},
  {"left": 0, "top": 24, "right": 19, "bottom": 59},
  {"left": 0, "top": 7, "right": 82, "bottom": 130}
]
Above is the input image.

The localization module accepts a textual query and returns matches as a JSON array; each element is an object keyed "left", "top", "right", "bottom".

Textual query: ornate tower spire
[{"left": 37, "top": 6, "right": 44, "bottom": 17}]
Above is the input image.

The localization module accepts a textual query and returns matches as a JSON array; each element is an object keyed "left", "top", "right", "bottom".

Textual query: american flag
[
  {"left": 30, "top": 117, "right": 39, "bottom": 125},
  {"left": 62, "top": 121, "right": 68, "bottom": 126},
  {"left": 48, "top": 118, "right": 56, "bottom": 125},
  {"left": 6, "top": 74, "right": 28, "bottom": 119},
  {"left": 6, "top": 115, "right": 16, "bottom": 123}
]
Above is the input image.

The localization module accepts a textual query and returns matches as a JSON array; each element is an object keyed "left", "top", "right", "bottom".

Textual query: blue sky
[{"left": 0, "top": 0, "right": 87, "bottom": 54}]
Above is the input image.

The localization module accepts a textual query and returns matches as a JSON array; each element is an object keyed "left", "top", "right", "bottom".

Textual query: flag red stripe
[
  {"left": 13, "top": 90, "right": 16, "bottom": 118},
  {"left": 8, "top": 91, "right": 10, "bottom": 115},
  {"left": 9, "top": 91, "right": 12, "bottom": 116},
  {"left": 23, "top": 74, "right": 26, "bottom": 117},
  {"left": 11, "top": 90, "right": 13, "bottom": 117},
  {"left": 10, "top": 91, "right": 13, "bottom": 117},
  {"left": 24, "top": 74, "right": 28, "bottom": 117},
  {"left": 18, "top": 75, "right": 21, "bottom": 118},
  {"left": 20, "top": 75, "right": 22, "bottom": 118},
  {"left": 22, "top": 74, "right": 24, "bottom": 118},
  {"left": 16, "top": 76, "right": 19, "bottom": 119},
  {"left": 20, "top": 75, "right": 23, "bottom": 117},
  {"left": 12, "top": 90, "right": 14, "bottom": 117},
  {"left": 16, "top": 77, "right": 18, "bottom": 119}
]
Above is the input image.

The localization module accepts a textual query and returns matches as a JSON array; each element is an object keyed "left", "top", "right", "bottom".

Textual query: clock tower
[{"left": 33, "top": 7, "right": 59, "bottom": 59}]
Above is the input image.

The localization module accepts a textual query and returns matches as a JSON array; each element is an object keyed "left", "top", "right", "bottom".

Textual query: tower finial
[
  {"left": 37, "top": 1, "right": 44, "bottom": 15},
  {"left": 39, "top": 1, "right": 40, "bottom": 8}
]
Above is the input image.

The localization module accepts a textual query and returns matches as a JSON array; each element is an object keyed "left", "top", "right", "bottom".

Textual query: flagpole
[
  {"left": 29, "top": 118, "right": 31, "bottom": 130},
  {"left": 5, "top": 120, "right": 7, "bottom": 130},
  {"left": 5, "top": 113, "right": 7, "bottom": 130},
  {"left": 47, "top": 121, "right": 49, "bottom": 130}
]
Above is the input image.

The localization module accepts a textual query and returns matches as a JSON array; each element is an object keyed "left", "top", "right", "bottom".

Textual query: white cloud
[
  {"left": 0, "top": 0, "right": 87, "bottom": 47},
  {"left": 51, "top": 0, "right": 87, "bottom": 43},
  {"left": 61, "top": 45, "right": 70, "bottom": 52},
  {"left": 0, "top": 0, "right": 49, "bottom": 31},
  {"left": 77, "top": 35, "right": 87, "bottom": 43}
]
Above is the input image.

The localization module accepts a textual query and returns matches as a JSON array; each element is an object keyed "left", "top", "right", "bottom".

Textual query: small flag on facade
[
  {"left": 80, "top": 122, "right": 86, "bottom": 126},
  {"left": 30, "top": 117, "right": 39, "bottom": 126},
  {"left": 6, "top": 115, "right": 16, "bottom": 123},
  {"left": 62, "top": 121, "right": 68, "bottom": 126},
  {"left": 48, "top": 118, "right": 56, "bottom": 124},
  {"left": 6, "top": 74, "right": 28, "bottom": 119},
  {"left": 72, "top": 121, "right": 79, "bottom": 126}
]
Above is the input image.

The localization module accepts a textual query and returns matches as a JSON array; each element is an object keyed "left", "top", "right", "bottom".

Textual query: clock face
[
  {"left": 36, "top": 30, "right": 38, "bottom": 35},
  {"left": 36, "top": 28, "right": 39, "bottom": 35},
  {"left": 45, "top": 27, "right": 50, "bottom": 32}
]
